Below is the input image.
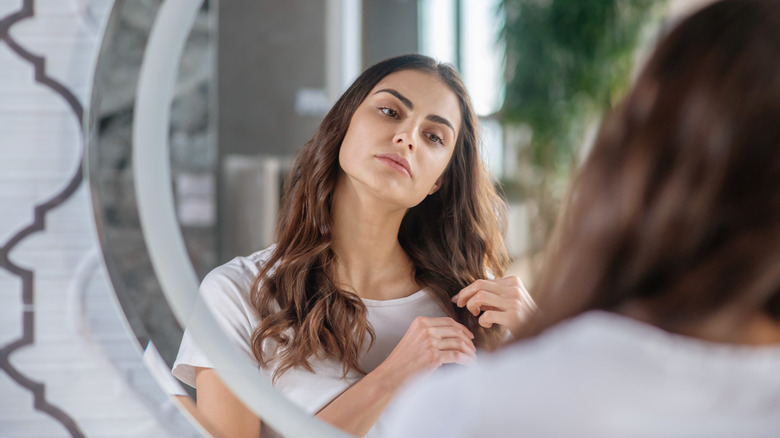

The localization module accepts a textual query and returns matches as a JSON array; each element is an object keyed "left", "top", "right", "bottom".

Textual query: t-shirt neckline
[{"left": 360, "top": 289, "right": 429, "bottom": 307}]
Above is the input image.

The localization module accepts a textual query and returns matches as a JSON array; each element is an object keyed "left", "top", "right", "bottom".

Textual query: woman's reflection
[{"left": 167, "top": 54, "right": 535, "bottom": 438}]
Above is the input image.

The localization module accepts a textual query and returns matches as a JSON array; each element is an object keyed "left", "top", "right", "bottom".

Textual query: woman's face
[{"left": 338, "top": 69, "right": 462, "bottom": 209}]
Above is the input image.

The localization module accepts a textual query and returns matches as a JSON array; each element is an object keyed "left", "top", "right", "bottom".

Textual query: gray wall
[
  {"left": 217, "top": 1, "right": 421, "bottom": 262},
  {"left": 218, "top": 1, "right": 327, "bottom": 158},
  {"left": 217, "top": 0, "right": 421, "bottom": 160},
  {"left": 362, "top": 0, "right": 420, "bottom": 68}
]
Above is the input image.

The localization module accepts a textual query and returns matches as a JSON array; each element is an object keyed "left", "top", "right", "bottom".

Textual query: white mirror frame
[{"left": 132, "top": 0, "right": 348, "bottom": 436}]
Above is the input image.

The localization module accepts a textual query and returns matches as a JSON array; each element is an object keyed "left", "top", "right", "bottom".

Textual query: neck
[
  {"left": 620, "top": 304, "right": 780, "bottom": 345},
  {"left": 685, "top": 312, "right": 780, "bottom": 345},
  {"left": 330, "top": 176, "right": 418, "bottom": 300}
]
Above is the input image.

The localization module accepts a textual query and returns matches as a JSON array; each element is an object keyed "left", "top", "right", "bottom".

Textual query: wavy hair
[
  {"left": 523, "top": 0, "right": 780, "bottom": 338},
  {"left": 249, "top": 54, "right": 510, "bottom": 379}
]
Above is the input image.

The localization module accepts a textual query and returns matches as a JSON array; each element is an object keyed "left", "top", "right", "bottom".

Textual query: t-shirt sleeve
[{"left": 172, "top": 260, "right": 263, "bottom": 389}]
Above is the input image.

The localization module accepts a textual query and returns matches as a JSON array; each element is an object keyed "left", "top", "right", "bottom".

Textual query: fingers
[
  {"left": 451, "top": 277, "right": 538, "bottom": 338},
  {"left": 411, "top": 316, "right": 474, "bottom": 340},
  {"left": 452, "top": 277, "right": 531, "bottom": 313},
  {"left": 423, "top": 324, "right": 476, "bottom": 353},
  {"left": 452, "top": 277, "right": 525, "bottom": 307},
  {"left": 410, "top": 317, "right": 477, "bottom": 364},
  {"left": 477, "top": 309, "right": 531, "bottom": 329},
  {"left": 429, "top": 337, "right": 477, "bottom": 367},
  {"left": 464, "top": 292, "right": 517, "bottom": 317},
  {"left": 434, "top": 336, "right": 477, "bottom": 356}
]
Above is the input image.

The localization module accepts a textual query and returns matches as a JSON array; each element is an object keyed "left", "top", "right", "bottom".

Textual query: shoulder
[
  {"left": 200, "top": 245, "right": 276, "bottom": 291},
  {"left": 383, "top": 312, "right": 624, "bottom": 437},
  {"left": 386, "top": 312, "right": 780, "bottom": 437},
  {"left": 205, "top": 244, "right": 275, "bottom": 281},
  {"left": 198, "top": 245, "right": 277, "bottom": 313}
]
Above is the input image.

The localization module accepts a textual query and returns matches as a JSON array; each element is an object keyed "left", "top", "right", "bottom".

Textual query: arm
[
  {"left": 173, "top": 394, "right": 232, "bottom": 437},
  {"left": 453, "top": 276, "right": 538, "bottom": 339},
  {"left": 316, "top": 316, "right": 476, "bottom": 437},
  {"left": 192, "top": 367, "right": 262, "bottom": 438},
  {"left": 188, "top": 316, "right": 474, "bottom": 438}
]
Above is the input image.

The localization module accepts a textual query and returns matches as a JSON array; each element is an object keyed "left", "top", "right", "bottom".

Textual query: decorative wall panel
[{"left": 0, "top": 1, "right": 199, "bottom": 436}]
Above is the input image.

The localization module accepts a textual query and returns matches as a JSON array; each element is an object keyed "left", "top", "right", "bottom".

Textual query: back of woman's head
[{"left": 531, "top": 0, "right": 780, "bottom": 335}]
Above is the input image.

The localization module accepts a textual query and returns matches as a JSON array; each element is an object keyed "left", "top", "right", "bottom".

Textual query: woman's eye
[
  {"left": 379, "top": 107, "right": 398, "bottom": 118},
  {"left": 427, "top": 133, "right": 444, "bottom": 146}
]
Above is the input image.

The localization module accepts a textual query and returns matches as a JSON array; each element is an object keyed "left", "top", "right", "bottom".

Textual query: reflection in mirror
[
  {"left": 87, "top": 0, "right": 215, "bottom": 384},
  {"left": 88, "top": 0, "right": 671, "bottom": 436}
]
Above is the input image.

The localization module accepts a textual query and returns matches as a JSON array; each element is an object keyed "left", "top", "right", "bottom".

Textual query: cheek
[
  {"left": 422, "top": 149, "right": 455, "bottom": 184},
  {"left": 338, "top": 141, "right": 357, "bottom": 176},
  {"left": 337, "top": 133, "right": 355, "bottom": 172},
  {"left": 340, "top": 118, "right": 373, "bottom": 155},
  {"left": 338, "top": 122, "right": 362, "bottom": 166}
]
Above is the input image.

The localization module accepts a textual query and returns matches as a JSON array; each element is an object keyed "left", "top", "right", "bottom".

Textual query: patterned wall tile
[{"left": 0, "top": 1, "right": 201, "bottom": 436}]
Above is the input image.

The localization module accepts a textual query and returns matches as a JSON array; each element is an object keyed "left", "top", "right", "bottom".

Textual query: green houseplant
[{"left": 499, "top": 0, "right": 665, "bottom": 258}]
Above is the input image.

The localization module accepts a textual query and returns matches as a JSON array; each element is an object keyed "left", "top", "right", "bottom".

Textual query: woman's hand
[
  {"left": 374, "top": 316, "right": 476, "bottom": 386},
  {"left": 452, "top": 276, "right": 537, "bottom": 340},
  {"left": 317, "top": 316, "right": 475, "bottom": 436}
]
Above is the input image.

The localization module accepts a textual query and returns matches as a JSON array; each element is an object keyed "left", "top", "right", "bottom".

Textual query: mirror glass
[
  {"left": 89, "top": 0, "right": 507, "bottom": 376},
  {"left": 87, "top": 0, "right": 674, "bottom": 434},
  {"left": 87, "top": 0, "right": 215, "bottom": 390}
]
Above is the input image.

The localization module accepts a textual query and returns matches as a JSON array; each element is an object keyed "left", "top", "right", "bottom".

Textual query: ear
[{"left": 428, "top": 177, "right": 443, "bottom": 195}]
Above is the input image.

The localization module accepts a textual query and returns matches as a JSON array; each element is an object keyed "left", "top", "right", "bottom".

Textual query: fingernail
[{"left": 451, "top": 294, "right": 459, "bottom": 303}]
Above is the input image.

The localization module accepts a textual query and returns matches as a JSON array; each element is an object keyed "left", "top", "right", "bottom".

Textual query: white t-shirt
[
  {"left": 172, "top": 246, "right": 448, "bottom": 437},
  {"left": 383, "top": 310, "right": 780, "bottom": 438}
]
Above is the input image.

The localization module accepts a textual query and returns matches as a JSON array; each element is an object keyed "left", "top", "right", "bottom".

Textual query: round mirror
[
  {"left": 86, "top": 0, "right": 506, "bottom": 436},
  {"left": 87, "top": 0, "right": 190, "bottom": 376},
  {"left": 87, "top": 0, "right": 349, "bottom": 436},
  {"left": 87, "top": 0, "right": 667, "bottom": 436}
]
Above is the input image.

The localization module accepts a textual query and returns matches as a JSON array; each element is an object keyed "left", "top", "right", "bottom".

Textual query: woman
[
  {"left": 384, "top": 1, "right": 780, "bottom": 437},
  {"left": 172, "top": 54, "right": 535, "bottom": 437}
]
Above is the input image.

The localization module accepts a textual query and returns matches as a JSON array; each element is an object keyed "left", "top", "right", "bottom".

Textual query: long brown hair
[
  {"left": 524, "top": 0, "right": 780, "bottom": 338},
  {"left": 250, "top": 54, "right": 509, "bottom": 379}
]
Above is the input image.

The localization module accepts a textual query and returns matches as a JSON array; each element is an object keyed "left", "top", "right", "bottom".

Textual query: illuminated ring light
[{"left": 132, "top": 0, "right": 347, "bottom": 436}]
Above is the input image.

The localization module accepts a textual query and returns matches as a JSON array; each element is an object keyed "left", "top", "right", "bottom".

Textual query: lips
[{"left": 376, "top": 153, "right": 412, "bottom": 177}]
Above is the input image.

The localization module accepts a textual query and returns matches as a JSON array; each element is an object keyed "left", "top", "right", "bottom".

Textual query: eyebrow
[
  {"left": 426, "top": 114, "right": 455, "bottom": 135},
  {"left": 373, "top": 88, "right": 456, "bottom": 134}
]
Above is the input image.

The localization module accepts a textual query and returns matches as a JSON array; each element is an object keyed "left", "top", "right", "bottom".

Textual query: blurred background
[
  {"left": 91, "top": 0, "right": 676, "bottom": 361},
  {"left": 0, "top": 0, "right": 713, "bottom": 436}
]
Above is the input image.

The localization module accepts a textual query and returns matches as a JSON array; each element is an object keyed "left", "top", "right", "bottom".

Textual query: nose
[{"left": 393, "top": 131, "right": 414, "bottom": 151}]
